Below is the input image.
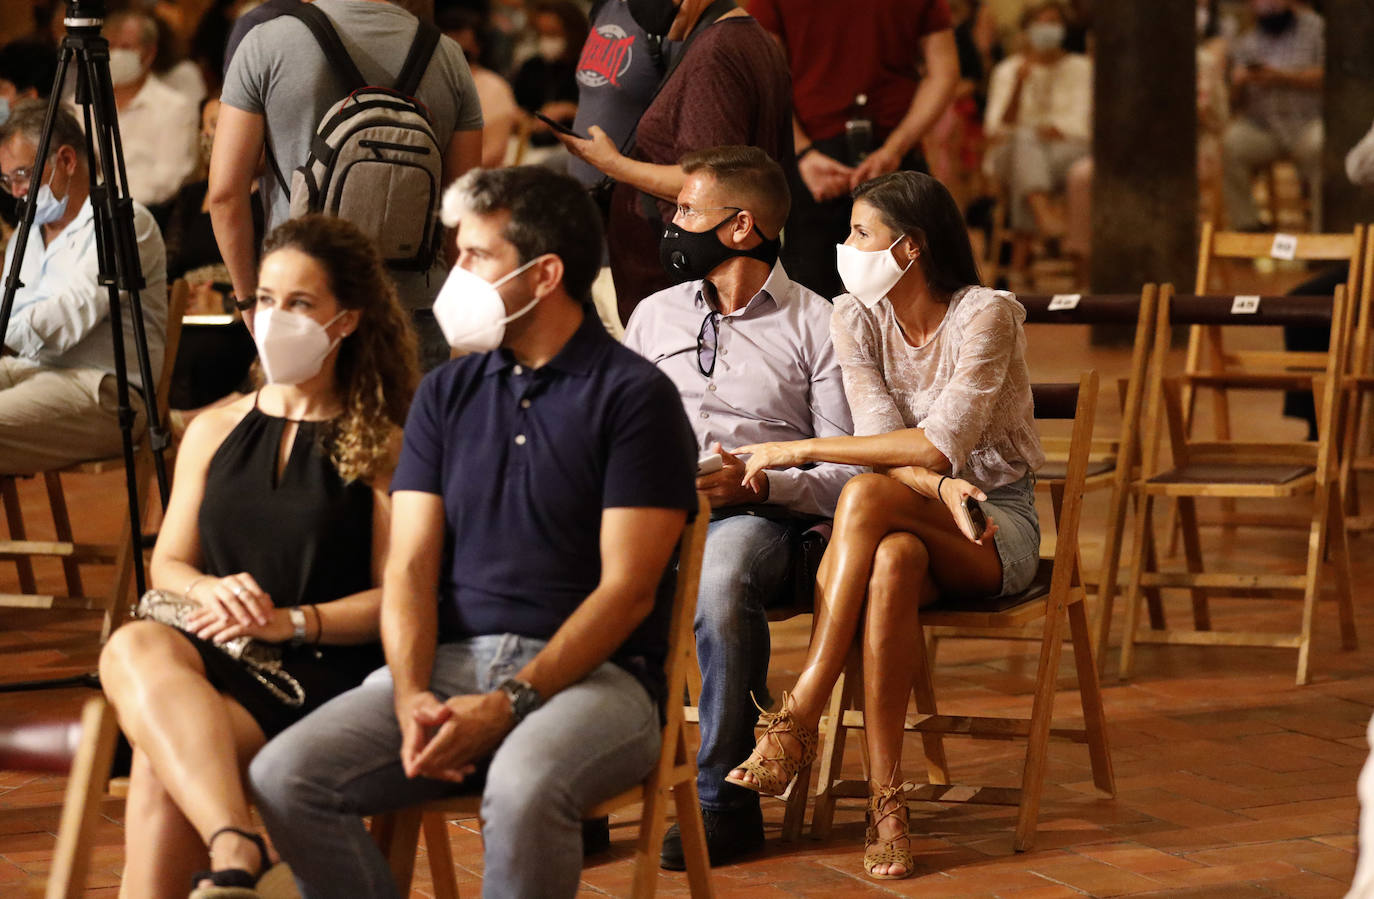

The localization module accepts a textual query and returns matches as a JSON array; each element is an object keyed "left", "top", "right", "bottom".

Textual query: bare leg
[
  {"left": 99, "top": 621, "right": 270, "bottom": 893},
  {"left": 862, "top": 533, "right": 939, "bottom": 877},
  {"left": 728, "top": 474, "right": 1001, "bottom": 788},
  {"left": 118, "top": 749, "right": 205, "bottom": 899}
]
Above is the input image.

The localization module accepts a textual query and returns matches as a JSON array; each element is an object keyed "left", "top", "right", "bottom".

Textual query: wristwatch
[
  {"left": 497, "top": 678, "right": 543, "bottom": 725},
  {"left": 288, "top": 607, "right": 308, "bottom": 647}
]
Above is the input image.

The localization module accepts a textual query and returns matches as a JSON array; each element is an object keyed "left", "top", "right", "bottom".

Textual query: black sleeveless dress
[{"left": 175, "top": 400, "right": 384, "bottom": 738}]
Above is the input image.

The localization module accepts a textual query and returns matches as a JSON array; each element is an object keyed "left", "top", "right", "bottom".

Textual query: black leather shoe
[
  {"left": 583, "top": 816, "right": 611, "bottom": 856},
  {"left": 659, "top": 804, "right": 764, "bottom": 871}
]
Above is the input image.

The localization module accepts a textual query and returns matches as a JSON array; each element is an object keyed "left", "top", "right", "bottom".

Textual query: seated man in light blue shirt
[
  {"left": 623, "top": 145, "right": 859, "bottom": 869},
  {"left": 0, "top": 100, "right": 167, "bottom": 474}
]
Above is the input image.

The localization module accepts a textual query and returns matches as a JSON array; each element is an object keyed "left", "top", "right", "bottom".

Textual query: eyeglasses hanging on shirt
[{"left": 651, "top": 309, "right": 720, "bottom": 378}]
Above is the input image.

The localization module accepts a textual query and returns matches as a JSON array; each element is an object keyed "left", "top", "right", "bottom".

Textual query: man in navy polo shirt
[{"left": 250, "top": 166, "right": 698, "bottom": 898}]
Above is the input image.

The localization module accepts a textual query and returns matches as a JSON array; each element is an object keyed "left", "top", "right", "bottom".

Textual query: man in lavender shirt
[{"left": 623, "top": 145, "right": 859, "bottom": 869}]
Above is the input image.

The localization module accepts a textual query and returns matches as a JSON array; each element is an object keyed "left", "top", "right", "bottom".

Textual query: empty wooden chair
[{"left": 1118, "top": 285, "right": 1357, "bottom": 686}]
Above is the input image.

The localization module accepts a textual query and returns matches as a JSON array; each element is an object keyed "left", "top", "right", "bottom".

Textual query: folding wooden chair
[
  {"left": 1011, "top": 289, "right": 1161, "bottom": 664},
  {"left": 0, "top": 696, "right": 120, "bottom": 899},
  {"left": 371, "top": 494, "right": 715, "bottom": 899},
  {"left": 0, "top": 280, "right": 188, "bottom": 638},
  {"left": 1118, "top": 285, "right": 1357, "bottom": 686},
  {"left": 1337, "top": 229, "right": 1374, "bottom": 530},
  {"left": 809, "top": 373, "right": 1114, "bottom": 853}
]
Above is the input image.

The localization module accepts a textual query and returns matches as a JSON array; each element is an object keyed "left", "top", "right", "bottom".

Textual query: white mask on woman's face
[
  {"left": 835, "top": 237, "right": 914, "bottom": 309},
  {"left": 253, "top": 308, "right": 346, "bottom": 384},
  {"left": 431, "top": 257, "right": 543, "bottom": 354}
]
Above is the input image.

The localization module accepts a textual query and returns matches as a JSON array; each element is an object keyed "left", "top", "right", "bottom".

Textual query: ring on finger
[{"left": 232, "top": 585, "right": 244, "bottom": 598}]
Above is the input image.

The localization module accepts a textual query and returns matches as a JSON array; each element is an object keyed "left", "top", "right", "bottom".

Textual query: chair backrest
[
  {"left": 156, "top": 281, "right": 190, "bottom": 425},
  {"left": 1195, "top": 222, "right": 1366, "bottom": 294},
  {"left": 1146, "top": 284, "right": 1349, "bottom": 481},
  {"left": 1019, "top": 293, "right": 1148, "bottom": 328},
  {"left": 659, "top": 494, "right": 710, "bottom": 748},
  {"left": 0, "top": 697, "right": 121, "bottom": 899},
  {"left": 1032, "top": 372, "right": 1099, "bottom": 599}
]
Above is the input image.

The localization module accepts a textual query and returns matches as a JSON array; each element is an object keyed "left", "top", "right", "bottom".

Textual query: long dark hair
[{"left": 852, "top": 172, "right": 982, "bottom": 299}]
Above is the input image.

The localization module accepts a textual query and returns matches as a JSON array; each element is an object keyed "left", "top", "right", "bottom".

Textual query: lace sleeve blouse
[{"left": 830, "top": 285, "right": 1044, "bottom": 490}]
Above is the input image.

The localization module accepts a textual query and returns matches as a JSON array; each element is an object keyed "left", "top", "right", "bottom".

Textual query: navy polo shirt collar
[{"left": 480, "top": 308, "right": 608, "bottom": 379}]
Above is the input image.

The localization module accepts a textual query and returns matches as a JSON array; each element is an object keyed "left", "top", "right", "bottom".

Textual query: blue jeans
[
  {"left": 695, "top": 515, "right": 796, "bottom": 811},
  {"left": 248, "top": 635, "right": 659, "bottom": 899}
]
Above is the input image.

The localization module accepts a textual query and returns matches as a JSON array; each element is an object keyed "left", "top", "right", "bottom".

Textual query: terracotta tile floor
[{"left": 4, "top": 268, "right": 1372, "bottom": 897}]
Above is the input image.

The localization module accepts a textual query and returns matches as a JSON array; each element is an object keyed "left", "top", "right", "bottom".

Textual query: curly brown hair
[{"left": 260, "top": 215, "right": 420, "bottom": 483}]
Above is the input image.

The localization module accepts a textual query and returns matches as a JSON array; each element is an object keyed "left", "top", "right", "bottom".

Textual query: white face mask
[
  {"left": 109, "top": 48, "right": 145, "bottom": 86},
  {"left": 253, "top": 308, "right": 346, "bottom": 384},
  {"left": 835, "top": 237, "right": 914, "bottom": 308},
  {"left": 1026, "top": 21, "right": 1065, "bottom": 52},
  {"left": 30, "top": 162, "right": 70, "bottom": 226},
  {"left": 432, "top": 257, "right": 543, "bottom": 354}
]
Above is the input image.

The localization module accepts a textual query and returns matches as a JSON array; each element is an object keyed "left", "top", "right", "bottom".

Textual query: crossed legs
[
  {"left": 98, "top": 621, "right": 268, "bottom": 898},
  {"left": 729, "top": 473, "right": 1003, "bottom": 876}
]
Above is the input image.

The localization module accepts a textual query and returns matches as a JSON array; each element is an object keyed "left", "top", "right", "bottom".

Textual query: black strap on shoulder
[
  {"left": 395, "top": 21, "right": 441, "bottom": 97},
  {"left": 285, "top": 3, "right": 366, "bottom": 93}
]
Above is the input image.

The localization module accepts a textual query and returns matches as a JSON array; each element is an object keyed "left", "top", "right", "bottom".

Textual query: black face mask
[
  {"left": 659, "top": 213, "right": 782, "bottom": 283},
  {"left": 627, "top": 0, "right": 678, "bottom": 36},
  {"left": 1256, "top": 9, "right": 1295, "bottom": 35}
]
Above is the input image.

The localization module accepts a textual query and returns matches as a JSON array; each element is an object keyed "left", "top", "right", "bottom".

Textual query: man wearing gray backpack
[{"left": 210, "top": 0, "right": 483, "bottom": 370}]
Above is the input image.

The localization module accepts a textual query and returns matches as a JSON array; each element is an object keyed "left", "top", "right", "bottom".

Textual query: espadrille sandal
[
  {"left": 863, "top": 779, "right": 916, "bottom": 880},
  {"left": 723, "top": 691, "right": 818, "bottom": 797}
]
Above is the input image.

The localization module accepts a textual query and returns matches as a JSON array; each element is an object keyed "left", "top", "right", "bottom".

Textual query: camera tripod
[{"left": 0, "top": 1, "right": 171, "bottom": 688}]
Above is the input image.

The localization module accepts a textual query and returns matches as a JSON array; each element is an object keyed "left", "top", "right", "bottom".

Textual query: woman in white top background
[{"left": 723, "top": 171, "right": 1044, "bottom": 881}]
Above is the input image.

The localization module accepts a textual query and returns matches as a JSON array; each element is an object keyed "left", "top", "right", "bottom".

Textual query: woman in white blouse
[{"left": 723, "top": 171, "right": 1043, "bottom": 880}]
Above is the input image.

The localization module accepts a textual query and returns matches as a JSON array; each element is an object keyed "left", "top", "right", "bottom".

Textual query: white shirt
[
  {"left": 117, "top": 75, "right": 200, "bottom": 207},
  {"left": 2, "top": 197, "right": 167, "bottom": 390},
  {"left": 984, "top": 52, "right": 1093, "bottom": 142},
  {"left": 624, "top": 261, "right": 860, "bottom": 518}
]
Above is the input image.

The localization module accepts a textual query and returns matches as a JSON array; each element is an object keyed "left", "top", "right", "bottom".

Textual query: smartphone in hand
[
  {"left": 697, "top": 452, "right": 724, "bottom": 476},
  {"left": 953, "top": 496, "right": 988, "bottom": 541},
  {"left": 533, "top": 112, "right": 587, "bottom": 140}
]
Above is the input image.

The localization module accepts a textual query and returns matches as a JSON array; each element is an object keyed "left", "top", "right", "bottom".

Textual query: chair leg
[
  {"left": 1119, "top": 495, "right": 1156, "bottom": 680},
  {"left": 1328, "top": 484, "right": 1358, "bottom": 652},
  {"left": 423, "top": 811, "right": 461, "bottom": 899},
  {"left": 45, "top": 698, "right": 119, "bottom": 899},
  {"left": 43, "top": 472, "right": 84, "bottom": 599},
  {"left": 1174, "top": 497, "right": 1211, "bottom": 631},
  {"left": 779, "top": 757, "right": 809, "bottom": 842},
  {"left": 671, "top": 773, "right": 714, "bottom": 898},
  {"left": 1012, "top": 600, "right": 1068, "bottom": 852},
  {"left": 1140, "top": 502, "right": 1167, "bottom": 631},
  {"left": 810, "top": 647, "right": 861, "bottom": 840},
  {"left": 371, "top": 809, "right": 423, "bottom": 896},
  {"left": 1295, "top": 486, "right": 1333, "bottom": 687},
  {"left": 1, "top": 476, "right": 37, "bottom": 594},
  {"left": 909, "top": 625, "right": 948, "bottom": 785},
  {"left": 1067, "top": 598, "right": 1114, "bottom": 796}
]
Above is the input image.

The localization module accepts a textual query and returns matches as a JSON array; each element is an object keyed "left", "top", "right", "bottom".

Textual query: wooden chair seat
[
  {"left": 1149, "top": 463, "right": 1313, "bottom": 487},
  {"left": 1034, "top": 457, "right": 1114, "bottom": 483}
]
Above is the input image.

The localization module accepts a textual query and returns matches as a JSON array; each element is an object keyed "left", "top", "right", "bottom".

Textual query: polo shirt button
[
  {"left": 708, "top": 383, "right": 716, "bottom": 392},
  {"left": 699, "top": 412, "right": 708, "bottom": 419},
  {"left": 520, "top": 399, "right": 531, "bottom": 409},
  {"left": 513, "top": 365, "right": 524, "bottom": 375},
  {"left": 720, "top": 349, "right": 728, "bottom": 356},
  {"left": 514, "top": 434, "right": 527, "bottom": 445}
]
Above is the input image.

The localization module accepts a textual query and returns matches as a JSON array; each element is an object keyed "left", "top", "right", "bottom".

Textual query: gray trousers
[
  {"left": 1221, "top": 116, "right": 1323, "bottom": 231},
  {"left": 986, "top": 125, "right": 1090, "bottom": 232},
  {"left": 0, "top": 360, "right": 146, "bottom": 475},
  {"left": 248, "top": 634, "right": 660, "bottom": 899}
]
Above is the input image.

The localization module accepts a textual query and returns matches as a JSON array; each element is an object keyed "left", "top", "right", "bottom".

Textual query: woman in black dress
[{"left": 99, "top": 215, "right": 419, "bottom": 898}]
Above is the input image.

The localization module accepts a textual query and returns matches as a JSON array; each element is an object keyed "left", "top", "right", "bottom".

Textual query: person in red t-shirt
[{"left": 749, "top": 0, "right": 959, "bottom": 299}]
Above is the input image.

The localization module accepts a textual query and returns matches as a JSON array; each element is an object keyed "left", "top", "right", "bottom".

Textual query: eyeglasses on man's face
[{"left": 673, "top": 204, "right": 741, "bottom": 225}]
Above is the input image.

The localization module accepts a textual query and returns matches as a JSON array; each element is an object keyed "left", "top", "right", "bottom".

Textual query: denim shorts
[{"left": 977, "top": 472, "right": 1041, "bottom": 596}]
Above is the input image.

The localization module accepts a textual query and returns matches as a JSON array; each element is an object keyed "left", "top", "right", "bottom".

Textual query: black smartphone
[{"left": 533, "top": 112, "right": 586, "bottom": 140}]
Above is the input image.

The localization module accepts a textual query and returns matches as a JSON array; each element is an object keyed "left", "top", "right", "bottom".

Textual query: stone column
[
  {"left": 1322, "top": 0, "right": 1374, "bottom": 230},
  {"left": 1089, "top": 0, "right": 1197, "bottom": 295}
]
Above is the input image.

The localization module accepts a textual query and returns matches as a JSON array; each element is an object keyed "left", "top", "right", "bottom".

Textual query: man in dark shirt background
[
  {"left": 750, "top": 0, "right": 958, "bottom": 299},
  {"left": 556, "top": 0, "right": 793, "bottom": 325},
  {"left": 250, "top": 166, "right": 698, "bottom": 897}
]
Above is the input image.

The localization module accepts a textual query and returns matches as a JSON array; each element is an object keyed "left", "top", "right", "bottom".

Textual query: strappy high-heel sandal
[
  {"left": 723, "top": 691, "right": 818, "bottom": 797},
  {"left": 189, "top": 826, "right": 296, "bottom": 899},
  {"left": 864, "top": 779, "right": 916, "bottom": 881}
]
